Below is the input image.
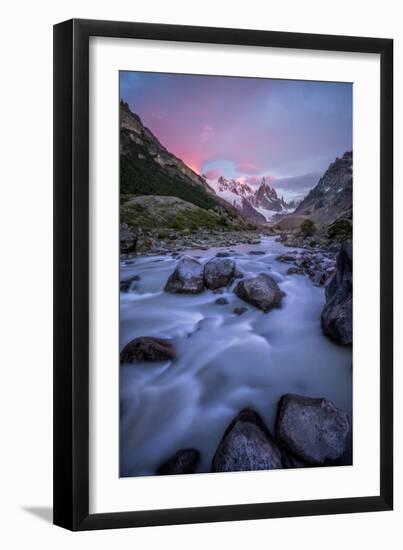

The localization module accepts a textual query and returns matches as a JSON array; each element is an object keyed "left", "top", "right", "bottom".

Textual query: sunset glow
[{"left": 120, "top": 72, "right": 352, "bottom": 201}]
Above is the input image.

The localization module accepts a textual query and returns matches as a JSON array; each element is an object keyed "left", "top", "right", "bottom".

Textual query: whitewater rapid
[{"left": 119, "top": 236, "right": 352, "bottom": 477}]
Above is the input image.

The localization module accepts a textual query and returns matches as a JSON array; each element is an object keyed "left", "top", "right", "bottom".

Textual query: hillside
[
  {"left": 293, "top": 151, "right": 352, "bottom": 224},
  {"left": 121, "top": 195, "right": 241, "bottom": 231},
  {"left": 120, "top": 102, "right": 246, "bottom": 229},
  {"left": 274, "top": 152, "right": 352, "bottom": 230}
]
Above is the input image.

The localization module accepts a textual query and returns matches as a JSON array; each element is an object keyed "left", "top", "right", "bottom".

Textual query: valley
[{"left": 118, "top": 95, "right": 353, "bottom": 477}]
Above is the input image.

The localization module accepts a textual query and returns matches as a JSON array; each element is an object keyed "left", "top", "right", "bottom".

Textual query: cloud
[
  {"left": 273, "top": 172, "right": 322, "bottom": 201},
  {"left": 150, "top": 111, "right": 164, "bottom": 121},
  {"left": 236, "top": 160, "right": 261, "bottom": 174},
  {"left": 205, "top": 168, "right": 221, "bottom": 180},
  {"left": 200, "top": 124, "right": 213, "bottom": 143},
  {"left": 273, "top": 172, "right": 321, "bottom": 192},
  {"left": 202, "top": 159, "right": 237, "bottom": 180},
  {"left": 120, "top": 71, "right": 351, "bottom": 197}
]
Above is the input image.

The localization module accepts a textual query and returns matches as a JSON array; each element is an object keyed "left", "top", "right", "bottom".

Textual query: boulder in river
[
  {"left": 233, "top": 306, "right": 248, "bottom": 316},
  {"left": 308, "top": 269, "right": 328, "bottom": 287},
  {"left": 212, "top": 408, "right": 283, "bottom": 472},
  {"left": 120, "top": 274, "right": 140, "bottom": 292},
  {"left": 120, "top": 225, "right": 138, "bottom": 254},
  {"left": 235, "top": 273, "right": 283, "bottom": 313},
  {"left": 280, "top": 449, "right": 309, "bottom": 469},
  {"left": 321, "top": 241, "right": 352, "bottom": 344},
  {"left": 165, "top": 256, "right": 204, "bottom": 294},
  {"left": 276, "top": 393, "right": 350, "bottom": 465},
  {"left": 276, "top": 253, "right": 298, "bottom": 263},
  {"left": 233, "top": 268, "right": 244, "bottom": 279},
  {"left": 204, "top": 257, "right": 235, "bottom": 290},
  {"left": 120, "top": 336, "right": 176, "bottom": 363},
  {"left": 287, "top": 266, "right": 303, "bottom": 276},
  {"left": 215, "top": 297, "right": 229, "bottom": 305},
  {"left": 157, "top": 448, "right": 200, "bottom": 475}
]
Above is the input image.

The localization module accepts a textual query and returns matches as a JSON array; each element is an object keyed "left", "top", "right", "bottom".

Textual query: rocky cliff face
[
  {"left": 238, "top": 197, "right": 267, "bottom": 223},
  {"left": 120, "top": 102, "right": 246, "bottom": 229},
  {"left": 321, "top": 241, "right": 352, "bottom": 345},
  {"left": 294, "top": 152, "right": 352, "bottom": 225},
  {"left": 215, "top": 176, "right": 256, "bottom": 203},
  {"left": 210, "top": 175, "right": 294, "bottom": 223},
  {"left": 254, "top": 178, "right": 288, "bottom": 212},
  {"left": 121, "top": 101, "right": 212, "bottom": 195}
]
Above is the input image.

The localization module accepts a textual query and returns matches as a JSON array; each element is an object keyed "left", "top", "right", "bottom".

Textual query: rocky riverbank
[
  {"left": 119, "top": 235, "right": 352, "bottom": 476},
  {"left": 120, "top": 224, "right": 265, "bottom": 258},
  {"left": 121, "top": 232, "right": 352, "bottom": 343},
  {"left": 120, "top": 224, "right": 344, "bottom": 297},
  {"left": 321, "top": 241, "right": 353, "bottom": 344}
]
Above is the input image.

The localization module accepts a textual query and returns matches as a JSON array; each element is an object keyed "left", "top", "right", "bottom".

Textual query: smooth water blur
[{"left": 119, "top": 236, "right": 352, "bottom": 477}]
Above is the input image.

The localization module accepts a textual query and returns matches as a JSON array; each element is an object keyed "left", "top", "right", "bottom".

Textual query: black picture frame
[{"left": 53, "top": 18, "right": 393, "bottom": 531}]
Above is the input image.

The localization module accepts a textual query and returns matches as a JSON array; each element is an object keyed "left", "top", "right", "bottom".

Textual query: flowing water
[{"left": 120, "top": 236, "right": 352, "bottom": 477}]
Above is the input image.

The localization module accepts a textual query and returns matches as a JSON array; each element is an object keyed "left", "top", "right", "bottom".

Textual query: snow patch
[
  {"left": 254, "top": 207, "right": 279, "bottom": 221},
  {"left": 209, "top": 180, "right": 243, "bottom": 207}
]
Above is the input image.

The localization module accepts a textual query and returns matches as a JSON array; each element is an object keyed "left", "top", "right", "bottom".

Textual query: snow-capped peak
[{"left": 208, "top": 175, "right": 296, "bottom": 224}]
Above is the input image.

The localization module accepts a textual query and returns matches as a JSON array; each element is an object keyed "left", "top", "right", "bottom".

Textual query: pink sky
[{"left": 121, "top": 72, "right": 352, "bottom": 199}]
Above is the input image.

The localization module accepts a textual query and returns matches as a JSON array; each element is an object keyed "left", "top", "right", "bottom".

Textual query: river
[{"left": 119, "top": 236, "right": 352, "bottom": 477}]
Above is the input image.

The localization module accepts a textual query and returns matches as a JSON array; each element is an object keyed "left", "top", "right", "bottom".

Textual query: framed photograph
[{"left": 53, "top": 19, "right": 393, "bottom": 530}]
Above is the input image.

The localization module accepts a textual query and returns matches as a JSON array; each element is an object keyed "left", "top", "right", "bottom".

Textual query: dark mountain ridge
[
  {"left": 294, "top": 151, "right": 352, "bottom": 224},
  {"left": 275, "top": 152, "right": 352, "bottom": 230},
  {"left": 120, "top": 102, "right": 246, "bottom": 229}
]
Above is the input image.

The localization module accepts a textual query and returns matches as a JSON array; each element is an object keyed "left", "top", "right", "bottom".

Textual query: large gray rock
[
  {"left": 204, "top": 257, "right": 235, "bottom": 290},
  {"left": 165, "top": 256, "right": 204, "bottom": 294},
  {"left": 120, "top": 336, "right": 176, "bottom": 363},
  {"left": 321, "top": 241, "right": 352, "bottom": 344},
  {"left": 235, "top": 274, "right": 283, "bottom": 312},
  {"left": 276, "top": 253, "right": 298, "bottom": 263},
  {"left": 233, "top": 306, "right": 248, "bottom": 316},
  {"left": 157, "top": 448, "right": 200, "bottom": 475},
  {"left": 120, "top": 224, "right": 138, "bottom": 254},
  {"left": 120, "top": 274, "right": 140, "bottom": 292},
  {"left": 276, "top": 394, "right": 350, "bottom": 465},
  {"left": 280, "top": 449, "right": 309, "bottom": 469},
  {"left": 212, "top": 408, "right": 283, "bottom": 472}
]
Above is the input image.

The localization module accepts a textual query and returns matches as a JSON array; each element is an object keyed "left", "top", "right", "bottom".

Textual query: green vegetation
[
  {"left": 300, "top": 218, "right": 316, "bottom": 237},
  {"left": 120, "top": 131, "right": 219, "bottom": 211},
  {"left": 119, "top": 104, "right": 247, "bottom": 233},
  {"left": 120, "top": 195, "right": 238, "bottom": 232},
  {"left": 327, "top": 218, "right": 352, "bottom": 241}
]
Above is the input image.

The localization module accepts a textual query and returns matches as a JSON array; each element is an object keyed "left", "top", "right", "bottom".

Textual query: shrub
[
  {"left": 327, "top": 218, "right": 352, "bottom": 241},
  {"left": 156, "top": 229, "right": 170, "bottom": 239},
  {"left": 300, "top": 219, "right": 316, "bottom": 237}
]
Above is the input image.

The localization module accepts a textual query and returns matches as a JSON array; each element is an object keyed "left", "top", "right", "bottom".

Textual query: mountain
[
  {"left": 274, "top": 152, "right": 352, "bottom": 230},
  {"left": 209, "top": 176, "right": 295, "bottom": 222},
  {"left": 212, "top": 176, "right": 256, "bottom": 204},
  {"left": 286, "top": 199, "right": 300, "bottom": 210},
  {"left": 238, "top": 197, "right": 267, "bottom": 224},
  {"left": 120, "top": 102, "right": 247, "bottom": 229},
  {"left": 294, "top": 151, "right": 352, "bottom": 224},
  {"left": 254, "top": 178, "right": 288, "bottom": 212}
]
